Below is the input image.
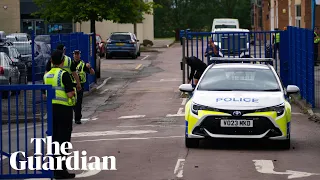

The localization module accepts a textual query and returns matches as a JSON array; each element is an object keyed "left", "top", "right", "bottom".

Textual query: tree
[{"left": 33, "top": 0, "right": 155, "bottom": 78}]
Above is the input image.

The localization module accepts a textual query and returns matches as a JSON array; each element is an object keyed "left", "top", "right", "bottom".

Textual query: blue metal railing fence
[
  {"left": 0, "top": 85, "right": 54, "bottom": 179},
  {"left": 31, "top": 31, "right": 96, "bottom": 91}
]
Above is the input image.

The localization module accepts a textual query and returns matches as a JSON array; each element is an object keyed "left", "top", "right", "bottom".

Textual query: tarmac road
[
  {"left": 2, "top": 44, "right": 320, "bottom": 180},
  {"left": 71, "top": 44, "right": 320, "bottom": 180}
]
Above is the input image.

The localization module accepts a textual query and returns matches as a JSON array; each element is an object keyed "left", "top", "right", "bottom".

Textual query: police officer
[
  {"left": 43, "top": 50, "right": 76, "bottom": 179},
  {"left": 205, "top": 39, "right": 221, "bottom": 57},
  {"left": 45, "top": 44, "right": 82, "bottom": 91},
  {"left": 72, "top": 50, "right": 95, "bottom": 124},
  {"left": 186, "top": 56, "right": 208, "bottom": 85},
  {"left": 314, "top": 27, "right": 320, "bottom": 66},
  {"left": 273, "top": 28, "right": 280, "bottom": 60}
]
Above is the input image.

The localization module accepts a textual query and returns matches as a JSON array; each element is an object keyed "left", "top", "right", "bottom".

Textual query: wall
[
  {"left": 262, "top": 0, "right": 271, "bottom": 31},
  {"left": 0, "top": 0, "right": 20, "bottom": 34},
  {"left": 278, "top": 0, "right": 289, "bottom": 29}
]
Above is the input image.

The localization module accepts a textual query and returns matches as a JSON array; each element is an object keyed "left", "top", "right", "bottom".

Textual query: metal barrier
[
  {"left": 180, "top": 27, "right": 317, "bottom": 108},
  {"left": 281, "top": 26, "right": 315, "bottom": 108},
  {"left": 0, "top": 85, "right": 53, "bottom": 179},
  {"left": 30, "top": 32, "right": 96, "bottom": 91}
]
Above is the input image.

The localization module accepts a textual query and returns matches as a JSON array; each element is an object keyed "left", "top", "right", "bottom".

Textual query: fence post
[
  {"left": 31, "top": 30, "right": 35, "bottom": 84},
  {"left": 182, "top": 37, "right": 186, "bottom": 84}
]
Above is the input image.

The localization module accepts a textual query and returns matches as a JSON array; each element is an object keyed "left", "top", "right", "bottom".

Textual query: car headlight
[
  {"left": 255, "top": 103, "right": 285, "bottom": 116},
  {"left": 191, "top": 102, "right": 220, "bottom": 115}
]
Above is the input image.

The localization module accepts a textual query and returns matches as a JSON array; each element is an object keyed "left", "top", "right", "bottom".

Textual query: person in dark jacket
[
  {"left": 186, "top": 56, "right": 208, "bottom": 85},
  {"left": 205, "top": 39, "right": 221, "bottom": 57}
]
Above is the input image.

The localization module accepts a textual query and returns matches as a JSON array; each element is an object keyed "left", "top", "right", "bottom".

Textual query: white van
[
  {"left": 211, "top": 18, "right": 239, "bottom": 31},
  {"left": 210, "top": 28, "right": 252, "bottom": 58}
]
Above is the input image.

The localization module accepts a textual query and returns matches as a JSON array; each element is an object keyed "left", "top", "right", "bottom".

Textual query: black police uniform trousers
[
  {"left": 52, "top": 104, "right": 73, "bottom": 173},
  {"left": 73, "top": 83, "right": 84, "bottom": 122}
]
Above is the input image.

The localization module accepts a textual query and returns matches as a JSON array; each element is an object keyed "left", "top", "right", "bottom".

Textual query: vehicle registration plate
[
  {"left": 116, "top": 43, "right": 124, "bottom": 46},
  {"left": 220, "top": 120, "right": 253, "bottom": 127}
]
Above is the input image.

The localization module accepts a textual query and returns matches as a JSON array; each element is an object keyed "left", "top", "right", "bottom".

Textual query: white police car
[{"left": 179, "top": 58, "right": 300, "bottom": 149}]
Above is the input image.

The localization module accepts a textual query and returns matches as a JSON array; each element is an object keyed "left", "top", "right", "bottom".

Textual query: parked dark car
[
  {"left": 105, "top": 32, "right": 140, "bottom": 59},
  {"left": 0, "top": 43, "right": 28, "bottom": 84},
  {"left": 0, "top": 52, "right": 20, "bottom": 98}
]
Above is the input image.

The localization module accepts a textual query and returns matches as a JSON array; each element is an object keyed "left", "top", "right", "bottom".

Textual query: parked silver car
[{"left": 0, "top": 52, "right": 20, "bottom": 98}]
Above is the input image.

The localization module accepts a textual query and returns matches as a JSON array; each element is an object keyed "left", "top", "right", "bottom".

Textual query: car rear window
[{"left": 110, "top": 34, "right": 131, "bottom": 41}]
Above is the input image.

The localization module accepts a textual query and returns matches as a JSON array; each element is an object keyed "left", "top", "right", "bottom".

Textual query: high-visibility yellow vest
[
  {"left": 75, "top": 60, "right": 86, "bottom": 83},
  {"left": 51, "top": 55, "right": 76, "bottom": 83},
  {"left": 44, "top": 67, "right": 76, "bottom": 106},
  {"left": 315, "top": 32, "right": 320, "bottom": 44},
  {"left": 275, "top": 33, "right": 280, "bottom": 43}
]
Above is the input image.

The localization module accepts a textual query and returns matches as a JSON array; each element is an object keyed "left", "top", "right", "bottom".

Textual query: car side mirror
[
  {"left": 179, "top": 84, "right": 194, "bottom": 92},
  {"left": 286, "top": 85, "right": 300, "bottom": 94}
]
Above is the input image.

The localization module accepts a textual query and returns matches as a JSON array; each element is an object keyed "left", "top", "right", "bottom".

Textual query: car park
[
  {"left": 179, "top": 57, "right": 300, "bottom": 149},
  {"left": 105, "top": 32, "right": 140, "bottom": 59},
  {"left": 0, "top": 41, "right": 28, "bottom": 84}
]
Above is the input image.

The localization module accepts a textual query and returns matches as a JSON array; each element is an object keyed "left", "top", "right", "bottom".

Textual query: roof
[
  {"left": 213, "top": 28, "right": 250, "bottom": 32},
  {"left": 211, "top": 63, "right": 270, "bottom": 69},
  {"left": 111, "top": 32, "right": 132, "bottom": 34}
]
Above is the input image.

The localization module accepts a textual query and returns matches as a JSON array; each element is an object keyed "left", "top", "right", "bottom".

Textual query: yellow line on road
[{"left": 135, "top": 64, "right": 143, "bottom": 70}]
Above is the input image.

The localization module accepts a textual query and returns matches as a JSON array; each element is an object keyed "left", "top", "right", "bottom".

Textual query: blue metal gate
[
  {"left": 181, "top": 26, "right": 316, "bottom": 108},
  {"left": 0, "top": 85, "right": 54, "bottom": 179}
]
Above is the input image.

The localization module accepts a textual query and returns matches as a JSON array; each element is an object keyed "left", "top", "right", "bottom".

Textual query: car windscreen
[
  {"left": 215, "top": 25, "right": 237, "bottom": 29},
  {"left": 197, "top": 67, "right": 281, "bottom": 91},
  {"left": 13, "top": 43, "right": 32, "bottom": 55},
  {"left": 0, "top": 47, "right": 9, "bottom": 56},
  {"left": 110, "top": 34, "right": 131, "bottom": 41},
  {"left": 15, "top": 36, "right": 28, "bottom": 41}
]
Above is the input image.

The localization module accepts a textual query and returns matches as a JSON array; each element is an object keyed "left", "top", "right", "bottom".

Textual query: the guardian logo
[{"left": 9, "top": 136, "right": 117, "bottom": 171}]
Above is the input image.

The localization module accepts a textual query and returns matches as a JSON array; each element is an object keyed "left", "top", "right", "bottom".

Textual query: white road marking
[
  {"left": 166, "top": 114, "right": 185, "bottom": 117},
  {"left": 96, "top": 77, "right": 111, "bottom": 90},
  {"left": 253, "top": 160, "right": 320, "bottom": 179},
  {"left": 292, "top": 112, "right": 304, "bottom": 115},
  {"left": 72, "top": 136, "right": 184, "bottom": 143},
  {"left": 141, "top": 55, "right": 149, "bottom": 61},
  {"left": 76, "top": 162, "right": 104, "bottom": 178},
  {"left": 71, "top": 130, "right": 157, "bottom": 138},
  {"left": 91, "top": 118, "right": 98, "bottom": 121},
  {"left": 1, "top": 155, "right": 8, "bottom": 161},
  {"left": 174, "top": 159, "right": 185, "bottom": 178},
  {"left": 118, "top": 115, "right": 146, "bottom": 119},
  {"left": 160, "top": 78, "right": 179, "bottom": 82},
  {"left": 177, "top": 108, "right": 184, "bottom": 114},
  {"left": 181, "top": 98, "right": 187, "bottom": 105},
  {"left": 99, "top": 88, "right": 109, "bottom": 95},
  {"left": 117, "top": 125, "right": 185, "bottom": 128}
]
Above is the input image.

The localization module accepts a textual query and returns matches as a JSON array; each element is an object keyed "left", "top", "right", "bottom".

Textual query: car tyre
[
  {"left": 131, "top": 54, "right": 137, "bottom": 59},
  {"left": 137, "top": 51, "right": 141, "bottom": 56},
  {"left": 185, "top": 136, "right": 199, "bottom": 148},
  {"left": 106, "top": 54, "right": 112, "bottom": 59}
]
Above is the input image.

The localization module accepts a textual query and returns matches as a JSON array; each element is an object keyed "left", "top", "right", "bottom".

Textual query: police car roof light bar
[{"left": 209, "top": 57, "right": 274, "bottom": 65}]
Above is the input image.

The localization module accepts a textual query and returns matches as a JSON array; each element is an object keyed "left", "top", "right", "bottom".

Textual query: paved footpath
[
  {"left": 69, "top": 44, "right": 320, "bottom": 180},
  {"left": 3, "top": 43, "right": 320, "bottom": 180}
]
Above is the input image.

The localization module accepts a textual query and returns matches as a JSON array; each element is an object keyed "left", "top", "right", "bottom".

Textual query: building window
[{"left": 295, "top": 5, "right": 301, "bottom": 28}]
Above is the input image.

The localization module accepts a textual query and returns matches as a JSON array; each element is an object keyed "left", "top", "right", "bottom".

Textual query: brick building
[{"left": 255, "top": 0, "right": 320, "bottom": 31}]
